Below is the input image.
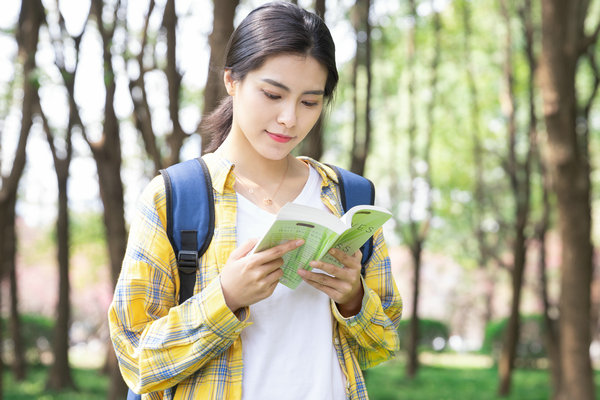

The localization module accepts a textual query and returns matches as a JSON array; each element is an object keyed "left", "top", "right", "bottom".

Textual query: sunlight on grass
[
  {"left": 365, "top": 355, "right": 600, "bottom": 400},
  {"left": 420, "top": 351, "right": 494, "bottom": 368}
]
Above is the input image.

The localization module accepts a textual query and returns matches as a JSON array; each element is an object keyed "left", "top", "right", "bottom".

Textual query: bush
[
  {"left": 481, "top": 314, "right": 546, "bottom": 367},
  {"left": 2, "top": 313, "right": 54, "bottom": 364},
  {"left": 397, "top": 318, "right": 450, "bottom": 351}
]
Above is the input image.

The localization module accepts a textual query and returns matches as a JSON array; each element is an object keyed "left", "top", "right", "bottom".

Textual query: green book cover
[{"left": 253, "top": 202, "right": 392, "bottom": 289}]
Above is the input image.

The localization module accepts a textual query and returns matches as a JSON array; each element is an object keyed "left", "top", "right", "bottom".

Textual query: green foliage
[
  {"left": 2, "top": 314, "right": 53, "bottom": 364},
  {"left": 397, "top": 318, "right": 450, "bottom": 351},
  {"left": 481, "top": 314, "right": 547, "bottom": 367},
  {"left": 69, "top": 212, "right": 106, "bottom": 248},
  {"left": 69, "top": 211, "right": 108, "bottom": 270}
]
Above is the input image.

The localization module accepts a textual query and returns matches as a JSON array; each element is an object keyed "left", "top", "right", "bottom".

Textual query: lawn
[
  {"left": 4, "top": 357, "right": 600, "bottom": 399},
  {"left": 366, "top": 355, "right": 600, "bottom": 400},
  {"left": 4, "top": 365, "right": 107, "bottom": 400},
  {"left": 366, "top": 358, "right": 551, "bottom": 400}
]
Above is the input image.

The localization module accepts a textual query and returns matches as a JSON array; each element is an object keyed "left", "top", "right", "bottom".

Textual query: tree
[
  {"left": 39, "top": 2, "right": 90, "bottom": 389},
  {"left": 200, "top": 0, "right": 239, "bottom": 153},
  {"left": 459, "top": 0, "right": 499, "bottom": 327},
  {"left": 400, "top": 0, "right": 441, "bottom": 379},
  {"left": 0, "top": 0, "right": 45, "bottom": 386},
  {"left": 539, "top": 1, "right": 599, "bottom": 399},
  {"left": 496, "top": 0, "right": 536, "bottom": 395},
  {"left": 86, "top": 1, "right": 129, "bottom": 397},
  {"left": 298, "top": 0, "right": 326, "bottom": 159},
  {"left": 348, "top": 0, "right": 372, "bottom": 176},
  {"left": 128, "top": 0, "right": 194, "bottom": 172},
  {"left": 39, "top": 95, "right": 76, "bottom": 390}
]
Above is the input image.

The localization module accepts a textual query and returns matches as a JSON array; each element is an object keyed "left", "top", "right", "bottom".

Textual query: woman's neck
[
  {"left": 218, "top": 134, "right": 290, "bottom": 183},
  {"left": 217, "top": 135, "right": 309, "bottom": 212}
]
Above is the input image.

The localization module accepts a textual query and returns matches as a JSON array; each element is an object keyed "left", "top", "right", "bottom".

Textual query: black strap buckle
[{"left": 177, "top": 250, "right": 198, "bottom": 274}]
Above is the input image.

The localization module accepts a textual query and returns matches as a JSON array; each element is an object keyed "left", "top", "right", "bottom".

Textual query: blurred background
[{"left": 1, "top": 0, "right": 600, "bottom": 399}]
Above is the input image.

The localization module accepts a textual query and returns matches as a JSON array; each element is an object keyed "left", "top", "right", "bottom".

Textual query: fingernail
[
  {"left": 296, "top": 239, "right": 304, "bottom": 246},
  {"left": 309, "top": 261, "right": 317, "bottom": 267}
]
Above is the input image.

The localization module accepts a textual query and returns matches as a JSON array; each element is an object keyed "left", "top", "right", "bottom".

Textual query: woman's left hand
[{"left": 297, "top": 248, "right": 364, "bottom": 318}]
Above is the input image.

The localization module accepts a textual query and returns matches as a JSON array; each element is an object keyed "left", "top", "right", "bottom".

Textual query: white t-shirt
[{"left": 236, "top": 165, "right": 346, "bottom": 400}]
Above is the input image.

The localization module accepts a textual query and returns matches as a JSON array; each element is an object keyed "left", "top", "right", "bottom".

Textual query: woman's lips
[{"left": 266, "top": 131, "right": 293, "bottom": 143}]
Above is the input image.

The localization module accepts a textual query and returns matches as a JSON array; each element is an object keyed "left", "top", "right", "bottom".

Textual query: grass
[
  {"left": 4, "top": 356, "right": 600, "bottom": 399},
  {"left": 365, "top": 355, "right": 600, "bottom": 400},
  {"left": 4, "top": 364, "right": 107, "bottom": 400}
]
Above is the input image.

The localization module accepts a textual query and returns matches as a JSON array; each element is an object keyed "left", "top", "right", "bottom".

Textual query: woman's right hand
[{"left": 220, "top": 239, "right": 304, "bottom": 312}]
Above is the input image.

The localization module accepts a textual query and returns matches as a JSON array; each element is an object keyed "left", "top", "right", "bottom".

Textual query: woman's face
[{"left": 225, "top": 54, "right": 328, "bottom": 161}]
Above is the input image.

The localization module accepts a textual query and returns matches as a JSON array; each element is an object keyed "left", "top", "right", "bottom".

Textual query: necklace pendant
[{"left": 264, "top": 198, "right": 273, "bottom": 206}]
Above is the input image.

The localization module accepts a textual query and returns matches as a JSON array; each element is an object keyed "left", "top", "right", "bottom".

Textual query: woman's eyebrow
[{"left": 261, "top": 78, "right": 325, "bottom": 96}]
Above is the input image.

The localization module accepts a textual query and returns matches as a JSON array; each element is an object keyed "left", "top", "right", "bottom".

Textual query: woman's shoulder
[
  {"left": 297, "top": 156, "right": 339, "bottom": 184},
  {"left": 136, "top": 175, "right": 168, "bottom": 216}
]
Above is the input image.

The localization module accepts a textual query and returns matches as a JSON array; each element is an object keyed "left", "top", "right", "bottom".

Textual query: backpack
[{"left": 126, "top": 157, "right": 375, "bottom": 399}]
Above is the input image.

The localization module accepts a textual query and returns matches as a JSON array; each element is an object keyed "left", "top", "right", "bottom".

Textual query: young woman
[{"left": 108, "top": 2, "right": 402, "bottom": 399}]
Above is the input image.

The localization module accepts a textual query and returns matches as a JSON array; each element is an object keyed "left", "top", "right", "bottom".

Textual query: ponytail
[{"left": 201, "top": 96, "right": 233, "bottom": 153}]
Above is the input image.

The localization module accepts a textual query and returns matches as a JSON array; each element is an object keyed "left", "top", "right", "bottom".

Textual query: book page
[
  {"left": 319, "top": 206, "right": 392, "bottom": 267},
  {"left": 253, "top": 204, "right": 345, "bottom": 288}
]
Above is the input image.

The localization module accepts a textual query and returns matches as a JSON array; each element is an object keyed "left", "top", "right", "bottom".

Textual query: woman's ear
[{"left": 224, "top": 69, "right": 236, "bottom": 96}]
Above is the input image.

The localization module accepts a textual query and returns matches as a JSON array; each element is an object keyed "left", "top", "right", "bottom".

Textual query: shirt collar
[
  {"left": 202, "top": 153, "right": 341, "bottom": 194},
  {"left": 202, "top": 152, "right": 235, "bottom": 194},
  {"left": 298, "top": 156, "right": 339, "bottom": 183}
]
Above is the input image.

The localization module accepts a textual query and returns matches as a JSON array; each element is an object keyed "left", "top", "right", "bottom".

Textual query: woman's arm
[
  {"left": 330, "top": 228, "right": 403, "bottom": 369},
  {"left": 107, "top": 177, "right": 249, "bottom": 394}
]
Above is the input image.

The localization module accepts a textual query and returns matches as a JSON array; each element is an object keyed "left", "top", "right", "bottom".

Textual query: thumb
[{"left": 229, "top": 238, "right": 258, "bottom": 260}]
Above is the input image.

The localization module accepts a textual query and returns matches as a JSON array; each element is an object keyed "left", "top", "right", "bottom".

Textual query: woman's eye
[
  {"left": 263, "top": 91, "right": 281, "bottom": 100},
  {"left": 302, "top": 100, "right": 319, "bottom": 107}
]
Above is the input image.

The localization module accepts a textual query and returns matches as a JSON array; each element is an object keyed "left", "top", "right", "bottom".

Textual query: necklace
[{"left": 235, "top": 158, "right": 290, "bottom": 207}]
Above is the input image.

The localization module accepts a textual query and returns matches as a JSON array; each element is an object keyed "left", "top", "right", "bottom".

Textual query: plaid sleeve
[
  {"left": 331, "top": 227, "right": 403, "bottom": 369},
  {"left": 107, "top": 176, "right": 250, "bottom": 394}
]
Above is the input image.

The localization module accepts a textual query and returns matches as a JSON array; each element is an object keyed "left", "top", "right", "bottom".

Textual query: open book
[{"left": 252, "top": 202, "right": 392, "bottom": 289}]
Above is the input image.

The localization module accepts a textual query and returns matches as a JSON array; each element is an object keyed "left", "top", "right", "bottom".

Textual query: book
[{"left": 252, "top": 202, "right": 392, "bottom": 289}]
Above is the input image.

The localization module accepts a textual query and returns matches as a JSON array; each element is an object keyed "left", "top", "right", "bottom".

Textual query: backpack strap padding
[
  {"left": 326, "top": 165, "right": 376, "bottom": 273},
  {"left": 160, "top": 158, "right": 214, "bottom": 304}
]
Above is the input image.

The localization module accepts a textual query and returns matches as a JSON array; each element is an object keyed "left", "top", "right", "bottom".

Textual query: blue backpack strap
[
  {"left": 127, "top": 389, "right": 142, "bottom": 400},
  {"left": 326, "top": 164, "right": 375, "bottom": 275},
  {"left": 160, "top": 157, "right": 214, "bottom": 304},
  {"left": 127, "top": 158, "right": 214, "bottom": 400}
]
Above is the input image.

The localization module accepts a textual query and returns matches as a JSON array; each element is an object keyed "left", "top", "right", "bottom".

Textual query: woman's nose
[{"left": 276, "top": 102, "right": 297, "bottom": 128}]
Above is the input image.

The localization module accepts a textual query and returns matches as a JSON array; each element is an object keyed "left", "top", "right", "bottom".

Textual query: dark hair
[{"left": 201, "top": 1, "right": 339, "bottom": 153}]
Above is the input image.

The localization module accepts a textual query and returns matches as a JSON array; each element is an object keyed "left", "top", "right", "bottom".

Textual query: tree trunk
[
  {"left": 403, "top": 0, "right": 418, "bottom": 378},
  {"left": 519, "top": 1, "right": 562, "bottom": 396},
  {"left": 537, "top": 162, "right": 562, "bottom": 397},
  {"left": 539, "top": 1, "right": 596, "bottom": 399},
  {"left": 128, "top": 0, "right": 190, "bottom": 173},
  {"left": 42, "top": 6, "right": 89, "bottom": 388},
  {"left": 201, "top": 0, "right": 239, "bottom": 153},
  {"left": 298, "top": 0, "right": 326, "bottom": 160},
  {"left": 349, "top": 0, "right": 371, "bottom": 176},
  {"left": 0, "top": 0, "right": 45, "bottom": 385},
  {"left": 497, "top": 0, "right": 533, "bottom": 394},
  {"left": 406, "top": 243, "right": 422, "bottom": 378},
  {"left": 8, "top": 197, "right": 25, "bottom": 380},
  {"left": 460, "top": 0, "right": 496, "bottom": 326},
  {"left": 38, "top": 87, "right": 76, "bottom": 389},
  {"left": 88, "top": 1, "right": 129, "bottom": 398},
  {"left": 46, "top": 166, "right": 75, "bottom": 389},
  {"left": 315, "top": 0, "right": 325, "bottom": 18},
  {"left": 162, "top": 0, "right": 187, "bottom": 167}
]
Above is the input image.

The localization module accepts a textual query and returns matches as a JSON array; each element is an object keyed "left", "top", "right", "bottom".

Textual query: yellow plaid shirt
[{"left": 108, "top": 153, "right": 402, "bottom": 400}]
